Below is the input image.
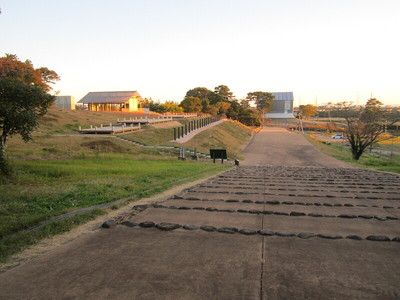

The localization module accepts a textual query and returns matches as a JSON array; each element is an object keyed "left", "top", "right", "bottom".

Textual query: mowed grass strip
[
  {"left": 0, "top": 156, "right": 230, "bottom": 241},
  {"left": 305, "top": 134, "right": 400, "bottom": 173}
]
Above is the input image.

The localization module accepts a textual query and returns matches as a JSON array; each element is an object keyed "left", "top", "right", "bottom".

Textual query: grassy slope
[
  {"left": 0, "top": 157, "right": 230, "bottom": 262},
  {"left": 2, "top": 110, "right": 255, "bottom": 262},
  {"left": 305, "top": 134, "right": 400, "bottom": 173},
  {"left": 123, "top": 120, "right": 253, "bottom": 159},
  {"left": 182, "top": 121, "right": 253, "bottom": 160},
  {"left": 1, "top": 157, "right": 229, "bottom": 238},
  {"left": 38, "top": 107, "right": 161, "bottom": 134}
]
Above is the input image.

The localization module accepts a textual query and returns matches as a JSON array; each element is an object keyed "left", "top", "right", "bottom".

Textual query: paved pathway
[
  {"left": 174, "top": 119, "right": 225, "bottom": 143},
  {"left": 1, "top": 127, "right": 399, "bottom": 299},
  {"left": 242, "top": 127, "right": 350, "bottom": 167}
]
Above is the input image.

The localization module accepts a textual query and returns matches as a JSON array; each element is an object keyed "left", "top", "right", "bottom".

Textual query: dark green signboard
[{"left": 210, "top": 149, "right": 227, "bottom": 163}]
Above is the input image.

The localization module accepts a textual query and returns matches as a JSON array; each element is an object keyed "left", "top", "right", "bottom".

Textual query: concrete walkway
[
  {"left": 1, "top": 127, "right": 399, "bottom": 299},
  {"left": 242, "top": 127, "right": 350, "bottom": 167},
  {"left": 173, "top": 119, "right": 225, "bottom": 143}
]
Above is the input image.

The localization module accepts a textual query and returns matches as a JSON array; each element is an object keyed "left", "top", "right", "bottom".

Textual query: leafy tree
[
  {"left": 338, "top": 99, "right": 399, "bottom": 160},
  {"left": 142, "top": 99, "right": 184, "bottom": 113},
  {"left": 216, "top": 102, "right": 231, "bottom": 114},
  {"left": 183, "top": 87, "right": 214, "bottom": 113},
  {"left": 0, "top": 54, "right": 59, "bottom": 174},
  {"left": 240, "top": 99, "right": 250, "bottom": 109},
  {"left": 237, "top": 108, "right": 262, "bottom": 126},
  {"left": 185, "top": 87, "right": 213, "bottom": 100},
  {"left": 247, "top": 91, "right": 275, "bottom": 118},
  {"left": 179, "top": 96, "right": 202, "bottom": 113},
  {"left": 200, "top": 98, "right": 211, "bottom": 113},
  {"left": 299, "top": 104, "right": 318, "bottom": 119},
  {"left": 214, "top": 85, "right": 234, "bottom": 101},
  {"left": 180, "top": 85, "right": 263, "bottom": 126},
  {"left": 226, "top": 100, "right": 261, "bottom": 126},
  {"left": 142, "top": 98, "right": 163, "bottom": 113},
  {"left": 163, "top": 101, "right": 183, "bottom": 113}
]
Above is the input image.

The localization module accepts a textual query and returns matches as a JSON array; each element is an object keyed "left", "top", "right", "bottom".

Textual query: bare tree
[{"left": 338, "top": 99, "right": 399, "bottom": 160}]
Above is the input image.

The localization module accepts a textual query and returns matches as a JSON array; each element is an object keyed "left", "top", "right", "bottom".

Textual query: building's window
[{"left": 285, "top": 101, "right": 291, "bottom": 113}]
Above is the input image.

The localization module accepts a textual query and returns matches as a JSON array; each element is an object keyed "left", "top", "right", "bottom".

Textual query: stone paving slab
[
  {"left": 162, "top": 199, "right": 399, "bottom": 217},
  {"left": 181, "top": 192, "right": 400, "bottom": 208},
  {"left": 1, "top": 128, "right": 399, "bottom": 299},
  {"left": 187, "top": 187, "right": 398, "bottom": 200},
  {"left": 263, "top": 238, "right": 400, "bottom": 299},
  {"left": 0, "top": 227, "right": 262, "bottom": 300},
  {"left": 130, "top": 207, "right": 398, "bottom": 238},
  {"left": 131, "top": 208, "right": 262, "bottom": 230},
  {"left": 262, "top": 214, "right": 399, "bottom": 237}
]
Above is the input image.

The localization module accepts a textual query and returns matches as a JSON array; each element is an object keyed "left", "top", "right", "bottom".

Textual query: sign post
[{"left": 210, "top": 149, "right": 227, "bottom": 164}]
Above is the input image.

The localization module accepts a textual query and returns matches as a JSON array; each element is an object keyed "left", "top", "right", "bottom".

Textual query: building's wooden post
[{"left": 174, "top": 127, "right": 176, "bottom": 140}]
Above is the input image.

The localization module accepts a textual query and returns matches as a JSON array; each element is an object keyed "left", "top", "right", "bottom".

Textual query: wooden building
[{"left": 78, "top": 91, "right": 144, "bottom": 112}]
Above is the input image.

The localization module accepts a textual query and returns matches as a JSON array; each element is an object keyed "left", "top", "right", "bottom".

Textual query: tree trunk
[
  {"left": 352, "top": 150, "right": 362, "bottom": 160},
  {"left": 0, "top": 131, "right": 7, "bottom": 155},
  {"left": 0, "top": 133, "right": 12, "bottom": 176},
  {"left": 0, "top": 132, "right": 7, "bottom": 156}
]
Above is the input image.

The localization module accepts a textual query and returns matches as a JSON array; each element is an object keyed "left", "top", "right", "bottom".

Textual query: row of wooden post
[
  {"left": 78, "top": 123, "right": 140, "bottom": 133},
  {"left": 173, "top": 117, "right": 218, "bottom": 141},
  {"left": 117, "top": 116, "right": 172, "bottom": 122}
]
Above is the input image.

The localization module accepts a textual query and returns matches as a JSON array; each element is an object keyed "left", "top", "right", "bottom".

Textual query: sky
[{"left": 1, "top": 0, "right": 399, "bottom": 106}]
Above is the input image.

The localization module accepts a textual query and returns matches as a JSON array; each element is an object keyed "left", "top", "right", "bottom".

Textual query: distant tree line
[
  {"left": 143, "top": 85, "right": 275, "bottom": 126},
  {"left": 142, "top": 98, "right": 183, "bottom": 114}
]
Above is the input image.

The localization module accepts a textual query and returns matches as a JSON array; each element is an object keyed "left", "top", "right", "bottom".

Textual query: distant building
[
  {"left": 265, "top": 92, "right": 294, "bottom": 118},
  {"left": 77, "top": 91, "right": 144, "bottom": 112},
  {"left": 55, "top": 96, "right": 75, "bottom": 110}
]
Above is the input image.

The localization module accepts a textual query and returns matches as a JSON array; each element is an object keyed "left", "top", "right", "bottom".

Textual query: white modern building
[
  {"left": 265, "top": 92, "right": 294, "bottom": 118},
  {"left": 54, "top": 96, "right": 75, "bottom": 110}
]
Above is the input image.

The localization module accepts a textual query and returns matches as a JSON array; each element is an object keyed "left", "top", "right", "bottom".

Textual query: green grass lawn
[
  {"left": 306, "top": 134, "right": 400, "bottom": 173},
  {"left": 0, "top": 155, "right": 230, "bottom": 262}
]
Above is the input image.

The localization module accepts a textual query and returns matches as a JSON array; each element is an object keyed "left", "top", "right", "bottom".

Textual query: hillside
[
  {"left": 38, "top": 107, "right": 163, "bottom": 134},
  {"left": 7, "top": 108, "right": 255, "bottom": 161}
]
